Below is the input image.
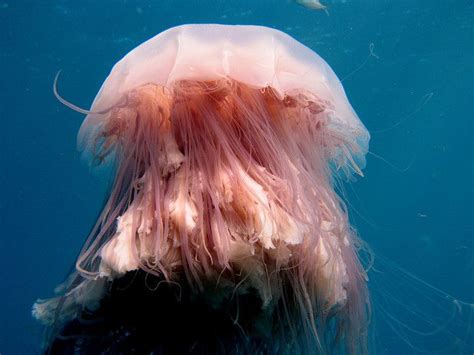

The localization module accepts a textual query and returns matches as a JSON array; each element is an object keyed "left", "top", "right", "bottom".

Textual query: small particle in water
[{"left": 417, "top": 213, "right": 428, "bottom": 218}]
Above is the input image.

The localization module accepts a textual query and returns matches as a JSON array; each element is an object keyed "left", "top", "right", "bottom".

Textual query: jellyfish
[{"left": 33, "top": 24, "right": 371, "bottom": 354}]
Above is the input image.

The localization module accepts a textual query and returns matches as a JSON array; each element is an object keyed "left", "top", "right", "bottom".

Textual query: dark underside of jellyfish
[{"left": 45, "top": 271, "right": 297, "bottom": 355}]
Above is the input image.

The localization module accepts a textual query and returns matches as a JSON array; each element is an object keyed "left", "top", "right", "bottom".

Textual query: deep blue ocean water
[{"left": 1, "top": 1, "right": 473, "bottom": 354}]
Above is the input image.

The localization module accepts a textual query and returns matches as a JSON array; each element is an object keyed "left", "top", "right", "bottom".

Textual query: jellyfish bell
[{"left": 34, "top": 24, "right": 370, "bottom": 353}]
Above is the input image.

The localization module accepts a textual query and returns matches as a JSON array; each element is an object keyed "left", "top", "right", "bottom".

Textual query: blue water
[{"left": 1, "top": 1, "right": 472, "bottom": 353}]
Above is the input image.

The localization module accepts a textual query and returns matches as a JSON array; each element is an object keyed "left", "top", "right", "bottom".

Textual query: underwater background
[{"left": 0, "top": 0, "right": 472, "bottom": 353}]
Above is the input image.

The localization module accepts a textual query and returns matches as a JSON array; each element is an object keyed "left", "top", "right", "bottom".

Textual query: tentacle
[{"left": 53, "top": 70, "right": 118, "bottom": 115}]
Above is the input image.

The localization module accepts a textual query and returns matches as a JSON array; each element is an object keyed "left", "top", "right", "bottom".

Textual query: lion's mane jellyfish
[{"left": 34, "top": 25, "right": 371, "bottom": 354}]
